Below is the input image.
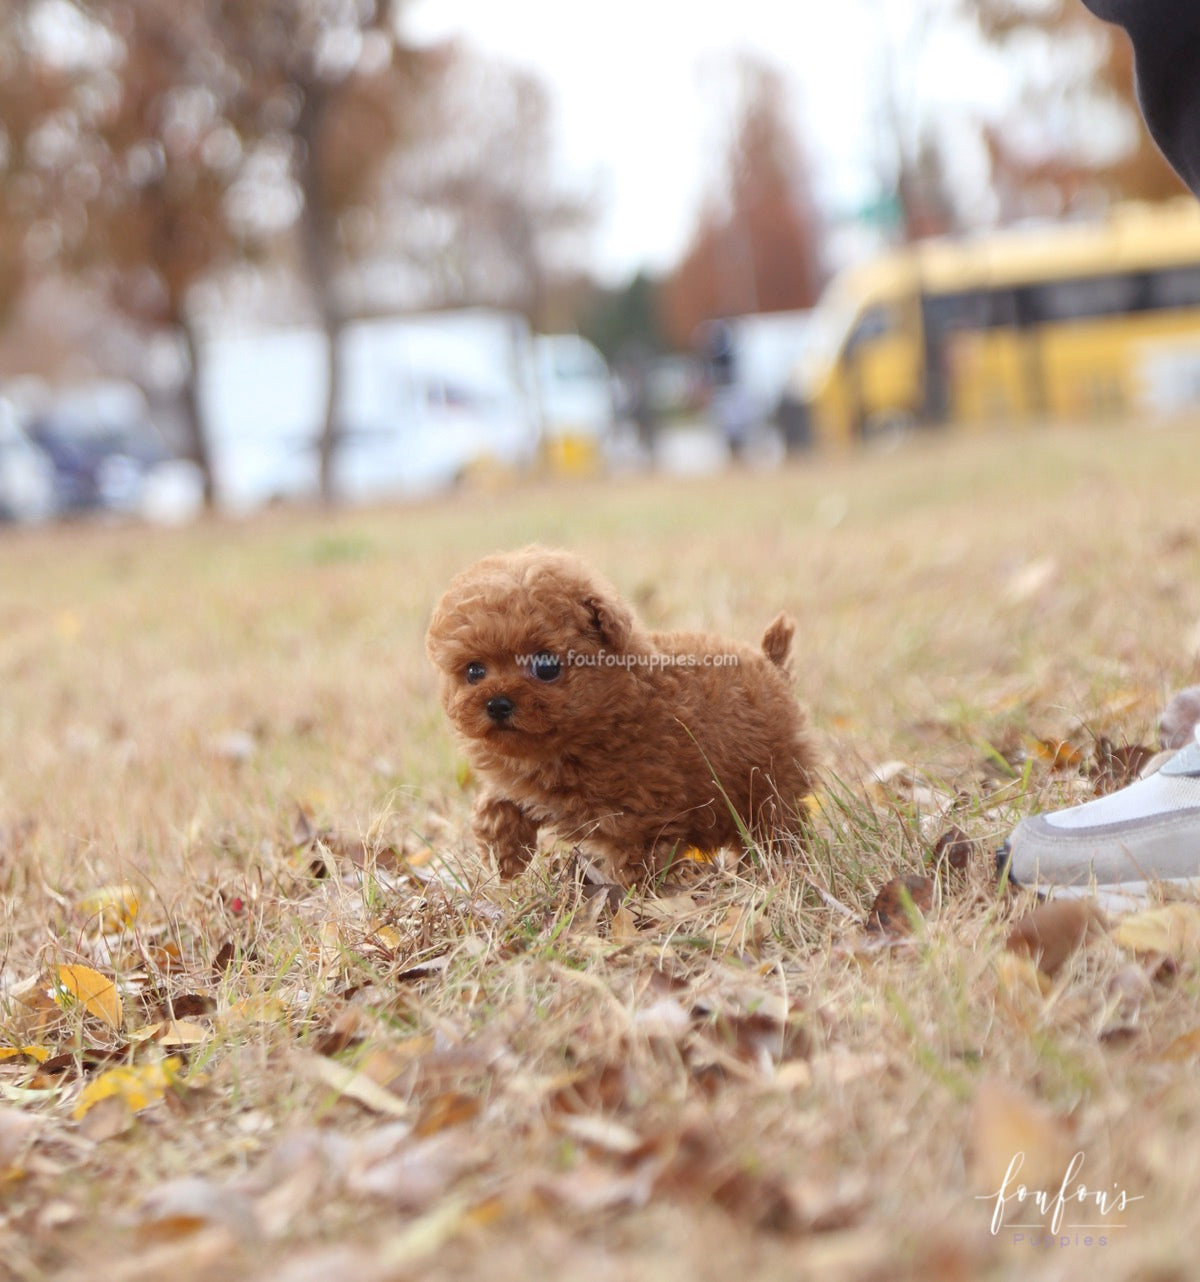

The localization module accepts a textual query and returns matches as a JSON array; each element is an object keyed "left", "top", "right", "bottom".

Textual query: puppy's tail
[{"left": 761, "top": 612, "right": 795, "bottom": 669}]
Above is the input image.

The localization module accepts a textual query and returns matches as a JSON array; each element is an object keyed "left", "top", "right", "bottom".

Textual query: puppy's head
[{"left": 426, "top": 546, "right": 642, "bottom": 758}]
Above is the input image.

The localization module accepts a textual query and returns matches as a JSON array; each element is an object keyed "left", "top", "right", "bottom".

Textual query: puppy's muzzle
[{"left": 486, "top": 694, "right": 516, "bottom": 725}]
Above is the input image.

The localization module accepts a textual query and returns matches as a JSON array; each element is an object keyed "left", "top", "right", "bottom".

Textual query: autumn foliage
[
  {"left": 661, "top": 59, "right": 825, "bottom": 349},
  {"left": 974, "top": 0, "right": 1185, "bottom": 215}
]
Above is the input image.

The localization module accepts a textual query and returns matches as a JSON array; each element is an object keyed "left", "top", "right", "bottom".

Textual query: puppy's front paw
[{"left": 472, "top": 792, "right": 539, "bottom": 880}]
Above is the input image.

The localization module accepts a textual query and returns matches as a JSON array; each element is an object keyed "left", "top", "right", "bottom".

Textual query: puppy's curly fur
[{"left": 426, "top": 546, "right": 819, "bottom": 882}]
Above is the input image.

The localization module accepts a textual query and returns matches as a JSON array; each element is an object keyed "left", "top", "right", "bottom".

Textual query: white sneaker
[{"left": 999, "top": 728, "right": 1200, "bottom": 899}]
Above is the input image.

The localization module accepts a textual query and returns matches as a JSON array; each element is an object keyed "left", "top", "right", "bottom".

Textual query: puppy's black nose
[{"left": 486, "top": 695, "right": 516, "bottom": 724}]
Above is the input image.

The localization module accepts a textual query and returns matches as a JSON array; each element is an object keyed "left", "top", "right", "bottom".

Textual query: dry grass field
[{"left": 4, "top": 420, "right": 1200, "bottom": 1281}]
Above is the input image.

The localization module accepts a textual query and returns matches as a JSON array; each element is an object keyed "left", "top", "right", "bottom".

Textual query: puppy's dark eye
[
  {"left": 465, "top": 662, "right": 486, "bottom": 684},
  {"left": 530, "top": 653, "right": 562, "bottom": 682}
]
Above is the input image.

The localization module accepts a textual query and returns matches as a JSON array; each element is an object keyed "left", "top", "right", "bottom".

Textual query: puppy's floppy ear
[{"left": 583, "top": 592, "right": 634, "bottom": 651}]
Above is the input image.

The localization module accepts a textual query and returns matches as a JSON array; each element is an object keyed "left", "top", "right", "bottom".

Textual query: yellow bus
[{"left": 784, "top": 199, "right": 1200, "bottom": 447}]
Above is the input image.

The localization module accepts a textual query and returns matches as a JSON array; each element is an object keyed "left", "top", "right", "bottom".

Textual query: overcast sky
[{"left": 407, "top": 0, "right": 1013, "bottom": 282}]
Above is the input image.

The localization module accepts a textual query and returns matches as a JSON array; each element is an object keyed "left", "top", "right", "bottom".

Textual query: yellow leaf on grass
[
  {"left": 1023, "top": 736, "right": 1084, "bottom": 771},
  {"left": 1114, "top": 904, "right": 1200, "bottom": 958},
  {"left": 374, "top": 925, "right": 405, "bottom": 950},
  {"left": 223, "top": 995, "right": 287, "bottom": 1025},
  {"left": 0, "top": 1046, "right": 50, "bottom": 1064},
  {"left": 54, "top": 965, "right": 123, "bottom": 1029},
  {"left": 681, "top": 846, "right": 715, "bottom": 863},
  {"left": 78, "top": 883, "right": 139, "bottom": 932},
  {"left": 128, "top": 1020, "right": 210, "bottom": 1049},
  {"left": 71, "top": 1057, "right": 181, "bottom": 1121}
]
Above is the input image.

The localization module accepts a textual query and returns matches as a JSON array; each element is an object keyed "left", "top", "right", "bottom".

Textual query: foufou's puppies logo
[{"left": 977, "top": 1150, "right": 1143, "bottom": 1244}]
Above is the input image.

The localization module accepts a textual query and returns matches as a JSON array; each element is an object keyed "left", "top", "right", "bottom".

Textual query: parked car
[
  {"left": 0, "top": 399, "right": 55, "bottom": 523},
  {"left": 26, "top": 382, "right": 175, "bottom": 517}
]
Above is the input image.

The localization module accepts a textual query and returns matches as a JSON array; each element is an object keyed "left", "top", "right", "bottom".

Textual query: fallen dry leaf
[
  {"left": 537, "top": 1155, "right": 661, "bottom": 1214},
  {"left": 1005, "top": 899, "right": 1107, "bottom": 976},
  {"left": 969, "top": 1078, "right": 1075, "bottom": 1207},
  {"left": 778, "top": 1172, "right": 870, "bottom": 1233},
  {"left": 223, "top": 995, "right": 288, "bottom": 1026},
  {"left": 634, "top": 893, "right": 705, "bottom": 928},
  {"left": 166, "top": 992, "right": 215, "bottom": 1019},
  {"left": 0, "top": 1044, "right": 50, "bottom": 1064},
  {"left": 136, "top": 1174, "right": 259, "bottom": 1243},
  {"left": 76, "top": 1093, "right": 138, "bottom": 1142},
  {"left": 554, "top": 1112, "right": 643, "bottom": 1156},
  {"left": 865, "top": 875, "right": 935, "bottom": 934},
  {"left": 301, "top": 1053, "right": 410, "bottom": 1118},
  {"left": 377, "top": 1195, "right": 477, "bottom": 1268},
  {"left": 78, "top": 883, "right": 140, "bottom": 932},
  {"left": 1114, "top": 903, "right": 1200, "bottom": 958},
  {"left": 413, "top": 1091, "right": 481, "bottom": 1137},
  {"left": 54, "top": 964, "right": 123, "bottom": 1029},
  {"left": 0, "top": 1106, "right": 38, "bottom": 1169},
  {"left": 312, "top": 1005, "right": 370, "bottom": 1058},
  {"left": 344, "top": 1133, "right": 475, "bottom": 1213},
  {"left": 994, "top": 951, "right": 1053, "bottom": 1006},
  {"left": 711, "top": 902, "right": 768, "bottom": 953},
  {"left": 1023, "top": 736, "right": 1084, "bottom": 772},
  {"left": 609, "top": 902, "right": 639, "bottom": 943},
  {"left": 929, "top": 826, "right": 974, "bottom": 877},
  {"left": 72, "top": 1056, "right": 182, "bottom": 1121},
  {"left": 355, "top": 1038, "right": 436, "bottom": 1088},
  {"left": 128, "top": 1019, "right": 210, "bottom": 1049}
]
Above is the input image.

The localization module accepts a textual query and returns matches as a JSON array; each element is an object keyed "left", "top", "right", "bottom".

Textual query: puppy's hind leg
[{"left": 472, "top": 790, "right": 540, "bottom": 880}]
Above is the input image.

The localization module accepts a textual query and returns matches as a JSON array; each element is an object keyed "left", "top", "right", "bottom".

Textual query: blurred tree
[
  {"left": 971, "top": 0, "right": 1184, "bottom": 214},
  {"left": 1, "top": 5, "right": 577, "bottom": 506},
  {"left": 0, "top": 7, "right": 41, "bottom": 329},
  {"left": 871, "top": 0, "right": 964, "bottom": 242},
  {"left": 660, "top": 57, "right": 824, "bottom": 350},
  {"left": 0, "top": 3, "right": 108, "bottom": 331},
  {"left": 6, "top": 0, "right": 444, "bottom": 505},
  {"left": 580, "top": 271, "right": 667, "bottom": 364},
  {"left": 73, "top": 0, "right": 254, "bottom": 506},
  {"left": 0, "top": 0, "right": 279, "bottom": 504},
  {"left": 388, "top": 47, "right": 593, "bottom": 330},
  {"left": 210, "top": 0, "right": 443, "bottom": 503}
]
